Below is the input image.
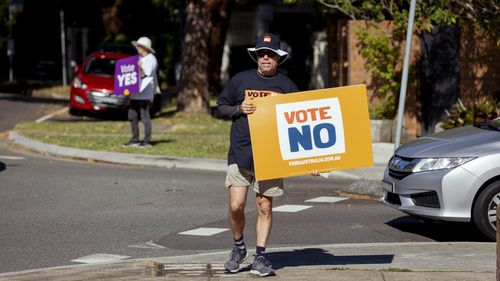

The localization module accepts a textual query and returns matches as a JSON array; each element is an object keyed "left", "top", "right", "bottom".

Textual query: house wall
[
  {"left": 341, "top": 20, "right": 421, "bottom": 143},
  {"left": 460, "top": 24, "right": 500, "bottom": 103}
]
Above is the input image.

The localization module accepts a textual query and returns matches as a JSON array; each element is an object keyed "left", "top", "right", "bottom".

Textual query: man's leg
[
  {"left": 255, "top": 193, "right": 273, "bottom": 250},
  {"left": 224, "top": 164, "right": 252, "bottom": 273},
  {"left": 228, "top": 185, "right": 248, "bottom": 240},
  {"left": 224, "top": 186, "right": 249, "bottom": 272},
  {"left": 251, "top": 182, "right": 281, "bottom": 277}
]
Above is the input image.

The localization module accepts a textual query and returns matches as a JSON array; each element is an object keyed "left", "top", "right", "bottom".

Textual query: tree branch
[{"left": 317, "top": 0, "right": 357, "bottom": 19}]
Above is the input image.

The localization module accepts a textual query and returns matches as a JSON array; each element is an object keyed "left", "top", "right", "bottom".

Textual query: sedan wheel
[{"left": 472, "top": 180, "right": 500, "bottom": 241}]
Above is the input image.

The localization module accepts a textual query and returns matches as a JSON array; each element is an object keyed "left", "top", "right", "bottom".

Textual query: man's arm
[
  {"left": 217, "top": 80, "right": 243, "bottom": 119},
  {"left": 217, "top": 103, "right": 241, "bottom": 119},
  {"left": 218, "top": 99, "right": 257, "bottom": 119}
]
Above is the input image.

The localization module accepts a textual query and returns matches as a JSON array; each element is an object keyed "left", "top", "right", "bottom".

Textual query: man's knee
[
  {"left": 256, "top": 196, "right": 272, "bottom": 217},
  {"left": 230, "top": 200, "right": 245, "bottom": 214}
]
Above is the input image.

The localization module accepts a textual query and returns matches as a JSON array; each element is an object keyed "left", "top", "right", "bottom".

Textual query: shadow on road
[
  {"left": 264, "top": 248, "right": 393, "bottom": 270},
  {"left": 386, "top": 215, "right": 488, "bottom": 242}
]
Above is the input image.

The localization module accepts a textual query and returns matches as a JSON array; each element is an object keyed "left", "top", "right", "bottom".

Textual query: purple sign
[{"left": 114, "top": 55, "right": 140, "bottom": 96}]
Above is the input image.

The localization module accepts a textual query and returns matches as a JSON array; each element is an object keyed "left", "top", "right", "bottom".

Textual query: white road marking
[
  {"left": 35, "top": 107, "right": 69, "bottom": 123},
  {"left": 128, "top": 241, "right": 166, "bottom": 249},
  {"left": 0, "top": 156, "right": 26, "bottom": 160},
  {"left": 70, "top": 253, "right": 130, "bottom": 264},
  {"left": 273, "top": 204, "right": 313, "bottom": 213},
  {"left": 178, "top": 227, "right": 229, "bottom": 236},
  {"left": 305, "top": 196, "right": 348, "bottom": 203}
]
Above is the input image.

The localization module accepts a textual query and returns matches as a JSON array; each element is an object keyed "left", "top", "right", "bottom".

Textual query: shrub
[{"left": 441, "top": 97, "right": 500, "bottom": 129}]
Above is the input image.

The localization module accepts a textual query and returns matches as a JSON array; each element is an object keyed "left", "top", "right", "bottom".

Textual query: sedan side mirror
[{"left": 70, "top": 60, "right": 80, "bottom": 75}]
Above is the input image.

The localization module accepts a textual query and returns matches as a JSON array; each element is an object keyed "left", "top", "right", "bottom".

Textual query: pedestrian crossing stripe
[
  {"left": 273, "top": 204, "right": 313, "bottom": 212},
  {"left": 71, "top": 253, "right": 130, "bottom": 264},
  {"left": 305, "top": 196, "right": 348, "bottom": 203},
  {"left": 128, "top": 241, "right": 166, "bottom": 249},
  {"left": 0, "top": 156, "right": 26, "bottom": 160},
  {"left": 178, "top": 227, "right": 229, "bottom": 236}
]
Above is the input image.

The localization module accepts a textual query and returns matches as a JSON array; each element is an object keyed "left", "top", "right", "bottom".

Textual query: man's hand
[
  {"left": 311, "top": 170, "right": 320, "bottom": 176},
  {"left": 240, "top": 99, "right": 256, "bottom": 115}
]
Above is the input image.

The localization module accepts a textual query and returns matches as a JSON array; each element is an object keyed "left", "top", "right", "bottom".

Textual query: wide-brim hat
[
  {"left": 131, "top": 37, "right": 155, "bottom": 54},
  {"left": 247, "top": 33, "right": 288, "bottom": 65}
]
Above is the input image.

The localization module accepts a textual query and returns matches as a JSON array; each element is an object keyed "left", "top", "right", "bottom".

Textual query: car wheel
[
  {"left": 69, "top": 107, "right": 83, "bottom": 116},
  {"left": 472, "top": 180, "right": 500, "bottom": 241}
]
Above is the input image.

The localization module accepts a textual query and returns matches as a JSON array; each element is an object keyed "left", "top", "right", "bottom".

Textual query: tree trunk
[
  {"left": 420, "top": 25, "right": 460, "bottom": 135},
  {"left": 101, "top": 0, "right": 124, "bottom": 41},
  {"left": 177, "top": 0, "right": 212, "bottom": 113},
  {"left": 178, "top": 0, "right": 234, "bottom": 113},
  {"left": 208, "top": 0, "right": 234, "bottom": 94}
]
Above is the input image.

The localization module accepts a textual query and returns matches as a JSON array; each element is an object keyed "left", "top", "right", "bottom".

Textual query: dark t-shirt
[{"left": 217, "top": 69, "right": 299, "bottom": 170}]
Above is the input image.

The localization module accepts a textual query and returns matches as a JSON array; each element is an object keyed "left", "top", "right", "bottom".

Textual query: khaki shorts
[{"left": 225, "top": 164, "right": 284, "bottom": 197}]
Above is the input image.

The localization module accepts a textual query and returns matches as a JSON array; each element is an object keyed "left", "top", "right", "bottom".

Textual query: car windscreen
[
  {"left": 84, "top": 58, "right": 116, "bottom": 77},
  {"left": 99, "top": 43, "right": 137, "bottom": 55}
]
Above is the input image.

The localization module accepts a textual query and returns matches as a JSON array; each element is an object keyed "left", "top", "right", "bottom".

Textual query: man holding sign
[{"left": 217, "top": 33, "right": 318, "bottom": 277}]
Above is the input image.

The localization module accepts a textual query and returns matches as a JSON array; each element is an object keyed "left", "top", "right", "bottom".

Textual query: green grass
[
  {"left": 382, "top": 267, "right": 412, "bottom": 272},
  {"left": 16, "top": 111, "right": 232, "bottom": 159}
]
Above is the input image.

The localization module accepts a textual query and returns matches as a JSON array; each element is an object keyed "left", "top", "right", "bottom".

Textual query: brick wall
[
  {"left": 328, "top": 19, "right": 499, "bottom": 142},
  {"left": 460, "top": 24, "right": 500, "bottom": 103},
  {"left": 346, "top": 20, "right": 420, "bottom": 142}
]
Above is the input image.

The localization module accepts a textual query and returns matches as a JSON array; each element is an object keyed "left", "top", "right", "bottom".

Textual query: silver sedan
[{"left": 382, "top": 117, "right": 500, "bottom": 241}]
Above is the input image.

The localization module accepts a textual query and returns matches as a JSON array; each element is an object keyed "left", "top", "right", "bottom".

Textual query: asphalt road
[
  {"left": 0, "top": 93, "right": 487, "bottom": 274},
  {"left": 0, "top": 145, "right": 488, "bottom": 273},
  {"left": 0, "top": 93, "right": 66, "bottom": 133}
]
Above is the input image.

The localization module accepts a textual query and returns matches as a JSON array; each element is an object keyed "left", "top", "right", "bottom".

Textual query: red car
[{"left": 69, "top": 51, "right": 131, "bottom": 114}]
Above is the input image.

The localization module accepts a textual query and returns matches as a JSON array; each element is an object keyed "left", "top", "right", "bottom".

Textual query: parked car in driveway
[
  {"left": 69, "top": 51, "right": 131, "bottom": 115},
  {"left": 382, "top": 117, "right": 500, "bottom": 241}
]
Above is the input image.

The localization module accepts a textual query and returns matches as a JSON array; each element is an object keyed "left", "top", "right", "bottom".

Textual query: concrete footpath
[
  {"left": 3, "top": 131, "right": 497, "bottom": 280},
  {"left": 0, "top": 242, "right": 495, "bottom": 280}
]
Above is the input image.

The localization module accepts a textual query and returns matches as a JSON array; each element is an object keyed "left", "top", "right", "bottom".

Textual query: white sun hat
[{"left": 131, "top": 37, "right": 155, "bottom": 54}]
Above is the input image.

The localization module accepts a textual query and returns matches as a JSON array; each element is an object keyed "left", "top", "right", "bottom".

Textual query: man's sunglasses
[{"left": 256, "top": 50, "right": 278, "bottom": 58}]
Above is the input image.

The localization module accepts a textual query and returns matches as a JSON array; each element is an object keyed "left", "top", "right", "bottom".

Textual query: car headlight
[
  {"left": 412, "top": 157, "right": 475, "bottom": 173},
  {"left": 72, "top": 77, "right": 87, "bottom": 89}
]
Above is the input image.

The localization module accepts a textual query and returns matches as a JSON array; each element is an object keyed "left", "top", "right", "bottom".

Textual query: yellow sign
[{"left": 248, "top": 84, "right": 373, "bottom": 181}]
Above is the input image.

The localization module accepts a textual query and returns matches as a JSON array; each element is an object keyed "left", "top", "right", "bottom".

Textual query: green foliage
[
  {"left": 441, "top": 98, "right": 500, "bottom": 129},
  {"left": 152, "top": 0, "right": 180, "bottom": 85},
  {"left": 319, "top": 0, "right": 500, "bottom": 42},
  {"left": 282, "top": 0, "right": 298, "bottom": 5},
  {"left": 368, "top": 95, "right": 397, "bottom": 120},
  {"left": 160, "top": 32, "right": 177, "bottom": 84},
  {"left": 383, "top": 267, "right": 412, "bottom": 272},
  {"left": 321, "top": 0, "right": 470, "bottom": 120},
  {"left": 357, "top": 26, "right": 401, "bottom": 119},
  {"left": 0, "top": 0, "right": 10, "bottom": 52},
  {"left": 99, "top": 0, "right": 180, "bottom": 85}
]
